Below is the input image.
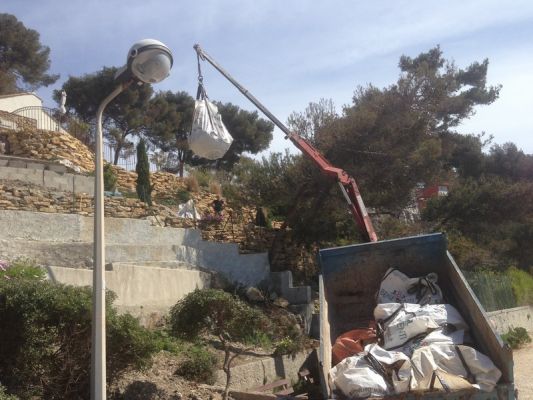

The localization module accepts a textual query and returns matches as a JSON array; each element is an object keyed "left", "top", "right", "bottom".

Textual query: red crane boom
[{"left": 193, "top": 44, "right": 378, "bottom": 242}]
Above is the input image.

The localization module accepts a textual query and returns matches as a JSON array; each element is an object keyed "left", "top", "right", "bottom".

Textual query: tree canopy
[
  {"left": 229, "top": 46, "right": 502, "bottom": 245},
  {"left": 55, "top": 67, "right": 153, "bottom": 164},
  {"left": 143, "top": 92, "right": 274, "bottom": 172},
  {"left": 0, "top": 13, "right": 59, "bottom": 94}
]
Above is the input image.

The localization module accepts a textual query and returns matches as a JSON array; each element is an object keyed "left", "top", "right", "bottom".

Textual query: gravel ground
[{"left": 514, "top": 336, "right": 533, "bottom": 400}]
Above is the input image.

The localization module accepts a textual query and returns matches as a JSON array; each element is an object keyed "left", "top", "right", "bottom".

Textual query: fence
[
  {"left": 463, "top": 270, "right": 517, "bottom": 312},
  {"left": 103, "top": 142, "right": 158, "bottom": 172}
]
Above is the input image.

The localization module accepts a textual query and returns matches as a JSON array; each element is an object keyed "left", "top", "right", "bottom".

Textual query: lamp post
[{"left": 91, "top": 39, "right": 173, "bottom": 400}]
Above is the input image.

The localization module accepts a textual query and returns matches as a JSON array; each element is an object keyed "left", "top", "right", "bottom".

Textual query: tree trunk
[
  {"left": 113, "top": 142, "right": 123, "bottom": 165},
  {"left": 222, "top": 342, "right": 232, "bottom": 400}
]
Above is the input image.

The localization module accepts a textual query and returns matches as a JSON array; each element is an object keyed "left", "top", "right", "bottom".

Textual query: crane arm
[{"left": 194, "top": 44, "right": 378, "bottom": 242}]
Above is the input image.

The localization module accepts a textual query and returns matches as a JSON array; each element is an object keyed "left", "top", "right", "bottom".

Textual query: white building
[{"left": 0, "top": 92, "right": 65, "bottom": 132}]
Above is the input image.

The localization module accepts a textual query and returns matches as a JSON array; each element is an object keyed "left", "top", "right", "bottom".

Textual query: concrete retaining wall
[
  {"left": 46, "top": 264, "right": 211, "bottom": 316},
  {"left": 0, "top": 210, "right": 270, "bottom": 286},
  {"left": 213, "top": 349, "right": 316, "bottom": 390},
  {"left": 486, "top": 306, "right": 533, "bottom": 334},
  {"left": 0, "top": 161, "right": 93, "bottom": 194}
]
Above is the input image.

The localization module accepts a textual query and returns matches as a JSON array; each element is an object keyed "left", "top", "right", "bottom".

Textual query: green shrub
[
  {"left": 176, "top": 345, "right": 217, "bottom": 384},
  {"left": 184, "top": 175, "right": 200, "bottom": 192},
  {"left": 103, "top": 163, "right": 117, "bottom": 192},
  {"left": 0, "top": 258, "right": 45, "bottom": 281},
  {"left": 506, "top": 267, "right": 533, "bottom": 306},
  {"left": 176, "top": 188, "right": 191, "bottom": 204},
  {"left": 0, "top": 386, "right": 18, "bottom": 400},
  {"left": 136, "top": 139, "right": 153, "bottom": 206},
  {"left": 501, "top": 327, "right": 532, "bottom": 349},
  {"left": 0, "top": 266, "right": 163, "bottom": 399},
  {"left": 189, "top": 169, "right": 210, "bottom": 188}
]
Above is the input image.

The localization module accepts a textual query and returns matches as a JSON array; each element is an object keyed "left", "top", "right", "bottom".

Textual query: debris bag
[
  {"left": 177, "top": 199, "right": 201, "bottom": 220},
  {"left": 410, "top": 344, "right": 502, "bottom": 393},
  {"left": 375, "top": 303, "right": 468, "bottom": 331},
  {"left": 390, "top": 327, "right": 466, "bottom": 357},
  {"left": 377, "top": 268, "right": 443, "bottom": 305},
  {"left": 188, "top": 99, "right": 233, "bottom": 160},
  {"left": 331, "top": 326, "right": 378, "bottom": 366},
  {"left": 330, "top": 343, "right": 411, "bottom": 398},
  {"left": 374, "top": 303, "right": 468, "bottom": 350}
]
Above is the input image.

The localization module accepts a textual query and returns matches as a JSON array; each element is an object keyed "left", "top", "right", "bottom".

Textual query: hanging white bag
[
  {"left": 188, "top": 98, "right": 233, "bottom": 160},
  {"left": 377, "top": 268, "right": 443, "bottom": 305},
  {"left": 330, "top": 343, "right": 411, "bottom": 398},
  {"left": 410, "top": 344, "right": 502, "bottom": 393}
]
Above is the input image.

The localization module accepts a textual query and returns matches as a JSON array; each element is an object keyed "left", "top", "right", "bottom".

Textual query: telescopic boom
[{"left": 194, "top": 44, "right": 378, "bottom": 242}]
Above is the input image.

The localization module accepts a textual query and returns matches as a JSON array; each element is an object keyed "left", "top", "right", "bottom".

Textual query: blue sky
[{"left": 3, "top": 0, "right": 533, "bottom": 155}]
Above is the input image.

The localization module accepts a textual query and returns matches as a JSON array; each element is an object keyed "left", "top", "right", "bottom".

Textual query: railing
[
  {"left": 103, "top": 142, "right": 158, "bottom": 172},
  {"left": 12, "top": 106, "right": 66, "bottom": 132},
  {"left": 9, "top": 106, "right": 159, "bottom": 173}
]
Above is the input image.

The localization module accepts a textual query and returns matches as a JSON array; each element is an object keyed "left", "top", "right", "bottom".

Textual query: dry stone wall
[
  {"left": 0, "top": 128, "right": 94, "bottom": 172},
  {"left": 0, "top": 127, "right": 317, "bottom": 277}
]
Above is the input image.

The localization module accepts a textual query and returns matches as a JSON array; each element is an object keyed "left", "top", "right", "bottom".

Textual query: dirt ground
[{"left": 514, "top": 337, "right": 533, "bottom": 400}]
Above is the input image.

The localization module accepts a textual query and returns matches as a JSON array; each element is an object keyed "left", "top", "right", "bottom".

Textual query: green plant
[
  {"left": 189, "top": 169, "right": 210, "bottom": 188},
  {"left": 0, "top": 258, "right": 45, "bottom": 281},
  {"left": 136, "top": 138, "right": 153, "bottom": 206},
  {"left": 103, "top": 163, "right": 117, "bottom": 192},
  {"left": 176, "top": 188, "right": 191, "bottom": 204},
  {"left": 0, "top": 269, "right": 163, "bottom": 399},
  {"left": 0, "top": 385, "right": 18, "bottom": 400},
  {"left": 501, "top": 327, "right": 532, "bottom": 349},
  {"left": 184, "top": 175, "right": 200, "bottom": 192},
  {"left": 507, "top": 267, "right": 533, "bottom": 306},
  {"left": 176, "top": 345, "right": 217, "bottom": 384},
  {"left": 170, "top": 289, "right": 272, "bottom": 400}
]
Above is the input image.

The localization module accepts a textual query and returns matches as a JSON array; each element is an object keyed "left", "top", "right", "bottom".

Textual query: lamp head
[{"left": 115, "top": 39, "right": 173, "bottom": 84}]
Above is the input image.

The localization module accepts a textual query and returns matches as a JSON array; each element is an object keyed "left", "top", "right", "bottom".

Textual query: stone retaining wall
[{"left": 0, "top": 128, "right": 94, "bottom": 172}]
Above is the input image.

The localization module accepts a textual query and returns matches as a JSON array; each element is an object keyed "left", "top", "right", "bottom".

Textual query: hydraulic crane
[{"left": 193, "top": 44, "right": 378, "bottom": 242}]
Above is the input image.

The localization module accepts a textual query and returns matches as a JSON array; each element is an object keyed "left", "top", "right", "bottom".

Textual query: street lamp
[{"left": 91, "top": 39, "right": 172, "bottom": 400}]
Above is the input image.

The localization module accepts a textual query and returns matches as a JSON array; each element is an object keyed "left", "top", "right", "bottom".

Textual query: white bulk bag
[
  {"left": 377, "top": 268, "right": 443, "bottom": 305},
  {"left": 188, "top": 99, "right": 233, "bottom": 160},
  {"left": 390, "top": 328, "right": 466, "bottom": 357},
  {"left": 374, "top": 303, "right": 468, "bottom": 350},
  {"left": 330, "top": 343, "right": 411, "bottom": 398},
  {"left": 375, "top": 303, "right": 468, "bottom": 331},
  {"left": 410, "top": 344, "right": 501, "bottom": 393},
  {"left": 177, "top": 199, "right": 201, "bottom": 220}
]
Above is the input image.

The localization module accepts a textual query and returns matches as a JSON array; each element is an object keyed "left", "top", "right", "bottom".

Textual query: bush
[
  {"left": 209, "top": 180, "right": 222, "bottom": 196},
  {"left": 0, "top": 258, "right": 45, "bottom": 280},
  {"left": 501, "top": 327, "right": 532, "bottom": 349},
  {"left": 189, "top": 169, "right": 210, "bottom": 188},
  {"left": 0, "top": 264, "right": 163, "bottom": 399},
  {"left": 507, "top": 267, "right": 533, "bottom": 306},
  {"left": 103, "top": 164, "right": 117, "bottom": 192},
  {"left": 176, "top": 345, "right": 217, "bottom": 384},
  {"left": 136, "top": 139, "right": 153, "bottom": 206},
  {"left": 0, "top": 385, "right": 18, "bottom": 400},
  {"left": 176, "top": 188, "right": 191, "bottom": 204},
  {"left": 184, "top": 175, "right": 200, "bottom": 192}
]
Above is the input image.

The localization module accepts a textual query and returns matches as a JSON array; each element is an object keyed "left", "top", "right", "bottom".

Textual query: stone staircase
[{"left": 0, "top": 210, "right": 312, "bottom": 323}]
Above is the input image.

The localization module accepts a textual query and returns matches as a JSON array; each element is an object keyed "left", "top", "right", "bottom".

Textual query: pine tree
[{"left": 136, "top": 139, "right": 152, "bottom": 205}]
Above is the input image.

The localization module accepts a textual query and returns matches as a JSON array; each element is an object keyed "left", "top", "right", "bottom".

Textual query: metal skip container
[{"left": 318, "top": 233, "right": 515, "bottom": 400}]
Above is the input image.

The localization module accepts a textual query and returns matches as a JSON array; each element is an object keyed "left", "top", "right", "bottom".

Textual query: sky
[{"left": 3, "top": 0, "right": 533, "bottom": 155}]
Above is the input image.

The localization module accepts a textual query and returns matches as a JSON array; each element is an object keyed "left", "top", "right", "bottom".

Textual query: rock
[
  {"left": 273, "top": 297, "right": 290, "bottom": 308},
  {"left": 245, "top": 286, "right": 265, "bottom": 302}
]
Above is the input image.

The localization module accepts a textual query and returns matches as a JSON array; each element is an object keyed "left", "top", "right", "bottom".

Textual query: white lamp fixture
[{"left": 91, "top": 39, "right": 172, "bottom": 400}]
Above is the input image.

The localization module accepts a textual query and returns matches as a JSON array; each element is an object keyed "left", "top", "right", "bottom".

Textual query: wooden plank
[{"left": 249, "top": 378, "right": 291, "bottom": 393}]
